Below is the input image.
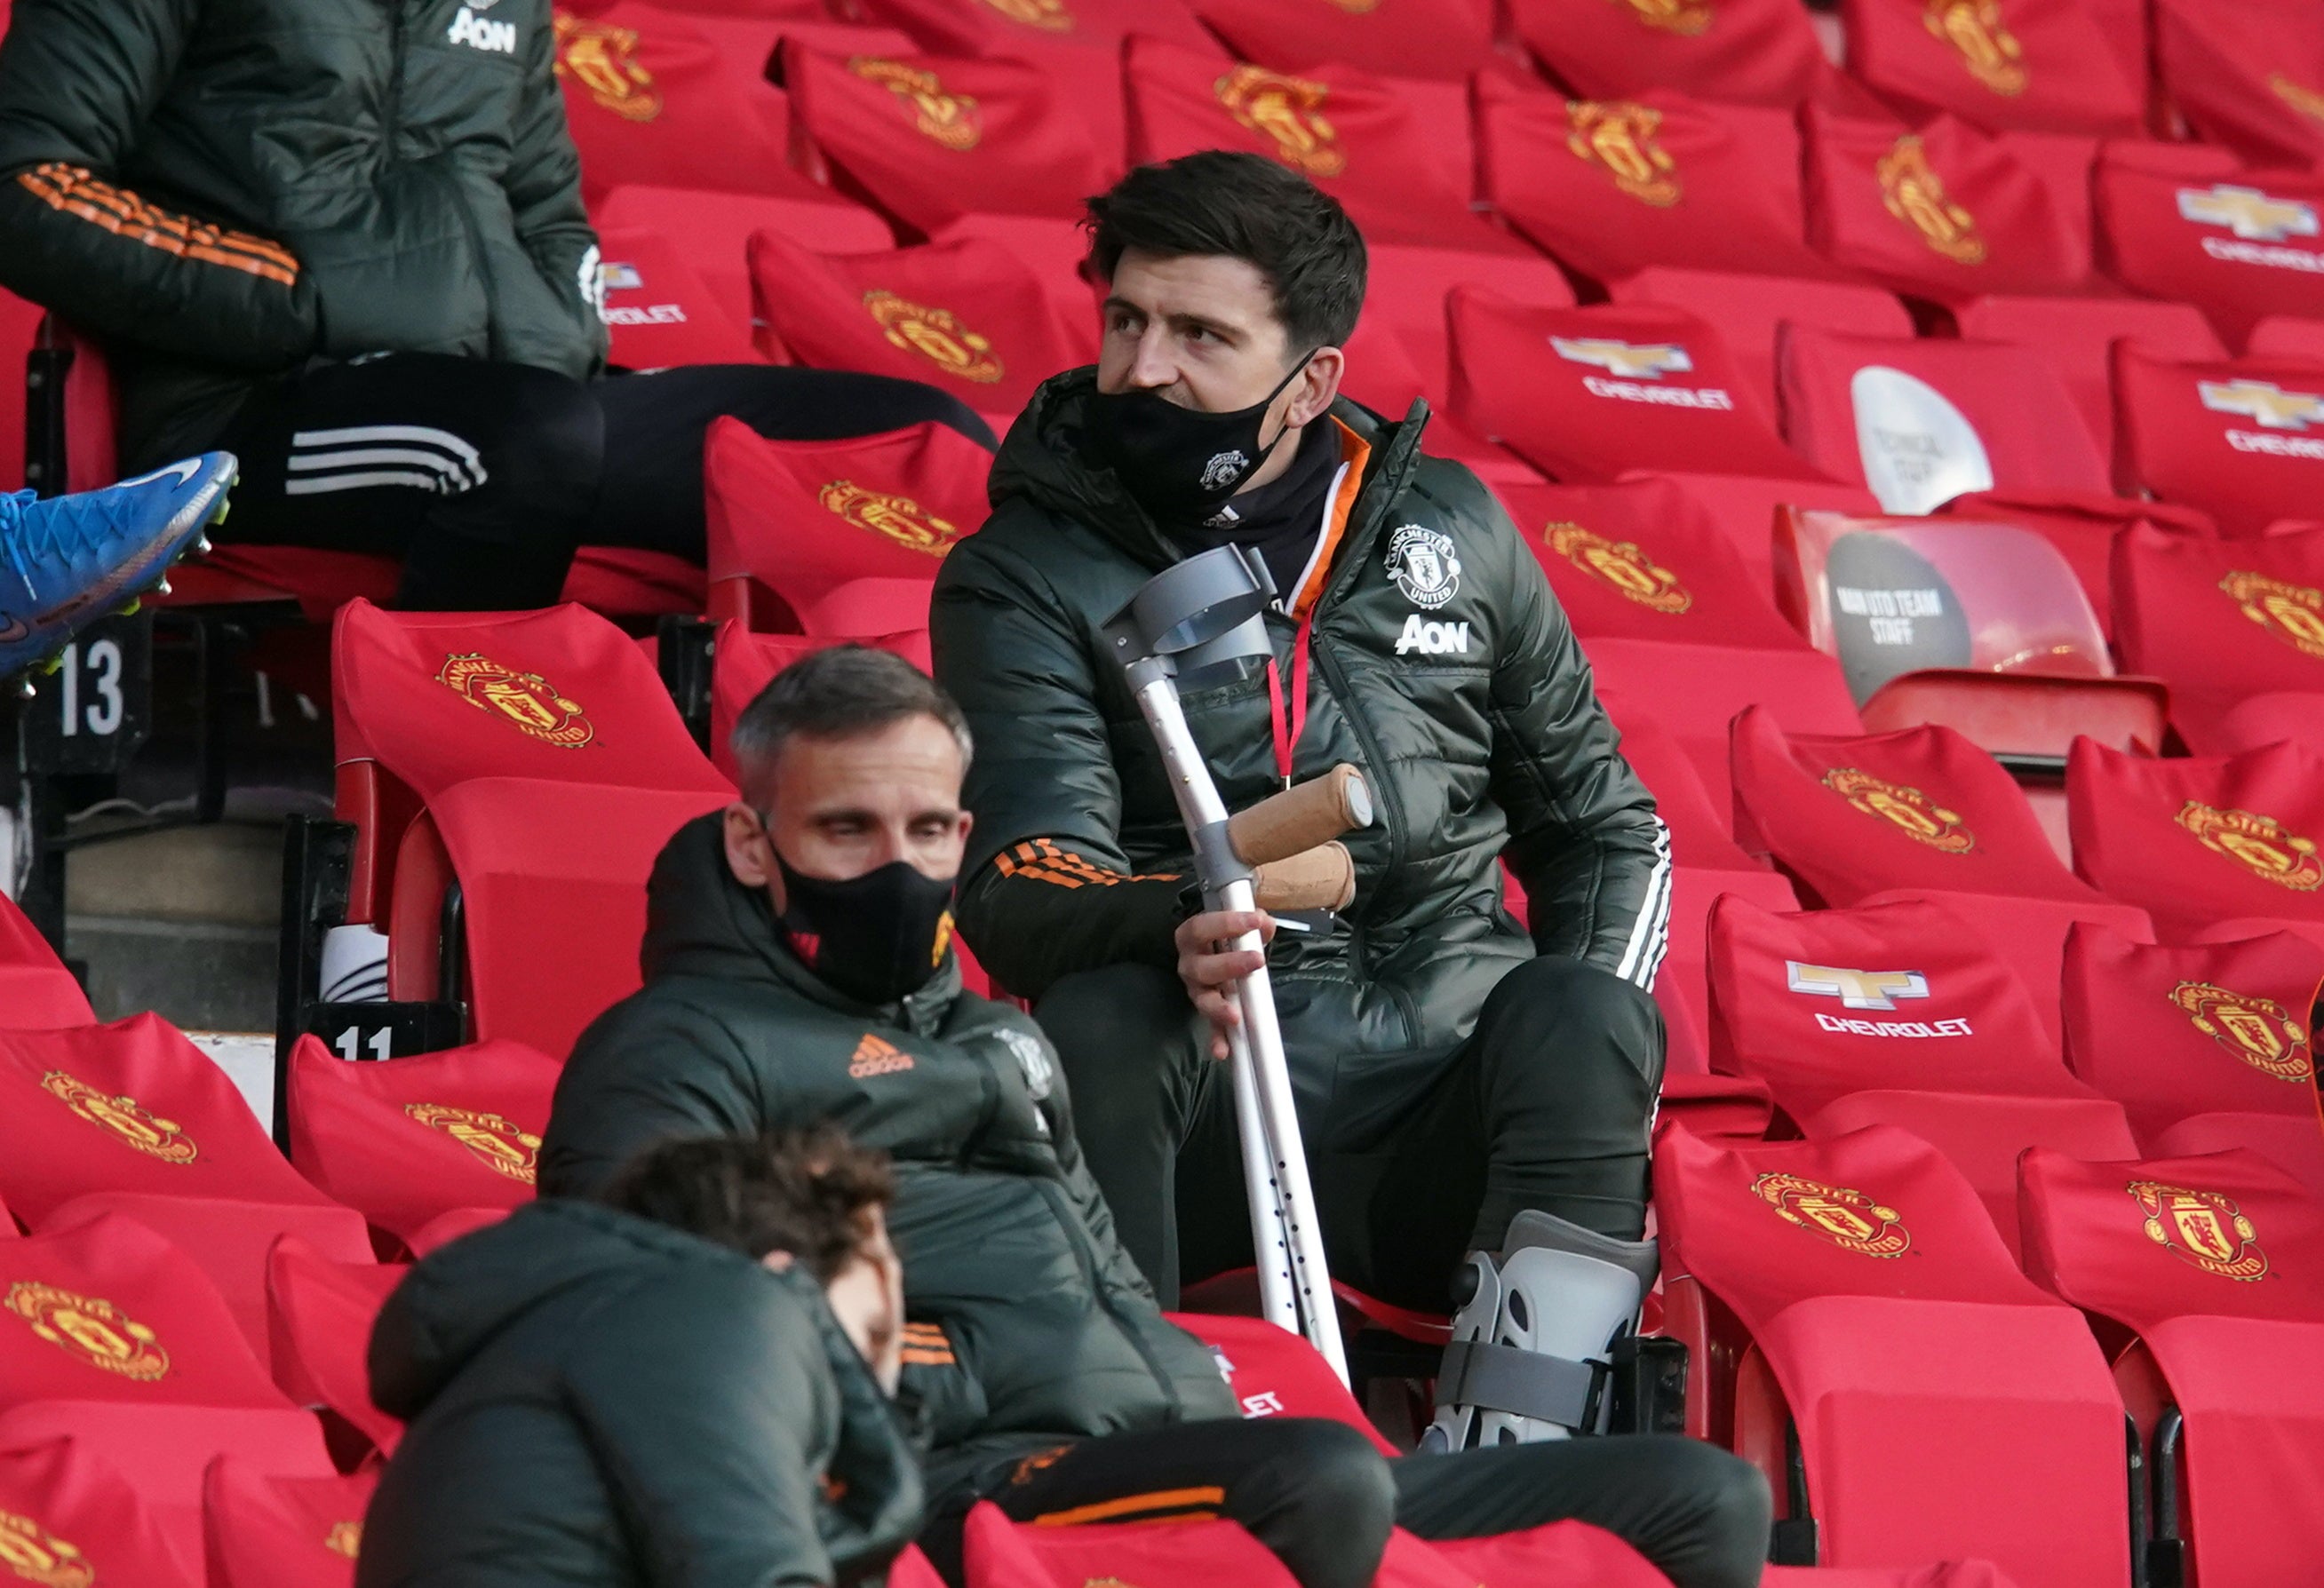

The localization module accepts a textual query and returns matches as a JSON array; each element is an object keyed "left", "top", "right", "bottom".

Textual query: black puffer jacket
[
  {"left": 537, "top": 815, "right": 1238, "bottom": 1499},
  {"left": 359, "top": 1199, "right": 920, "bottom": 1588},
  {"left": 0, "top": 0, "right": 605, "bottom": 469},
  {"left": 931, "top": 372, "right": 1669, "bottom": 1079}
]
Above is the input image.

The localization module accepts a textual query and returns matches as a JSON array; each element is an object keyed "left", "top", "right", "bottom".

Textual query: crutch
[{"left": 1104, "top": 546, "right": 1372, "bottom": 1384}]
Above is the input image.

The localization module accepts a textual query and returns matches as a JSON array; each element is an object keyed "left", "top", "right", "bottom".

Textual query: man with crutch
[{"left": 932, "top": 152, "right": 1691, "bottom": 1450}]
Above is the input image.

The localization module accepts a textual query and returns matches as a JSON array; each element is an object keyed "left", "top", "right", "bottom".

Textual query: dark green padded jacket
[
  {"left": 360, "top": 1199, "right": 921, "bottom": 1587},
  {"left": 537, "top": 815, "right": 1238, "bottom": 1505},
  {"left": 930, "top": 370, "right": 1670, "bottom": 1083},
  {"left": 0, "top": 0, "right": 606, "bottom": 468}
]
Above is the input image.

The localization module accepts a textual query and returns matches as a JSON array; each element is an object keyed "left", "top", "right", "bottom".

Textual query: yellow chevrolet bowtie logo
[
  {"left": 1550, "top": 337, "right": 1692, "bottom": 380},
  {"left": 2177, "top": 184, "right": 2319, "bottom": 243},
  {"left": 2201, "top": 379, "right": 2324, "bottom": 431},
  {"left": 1786, "top": 962, "right": 1930, "bottom": 1011}
]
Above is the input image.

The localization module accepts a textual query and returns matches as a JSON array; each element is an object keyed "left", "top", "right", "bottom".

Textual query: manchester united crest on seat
[
  {"left": 0, "top": 1510, "right": 91, "bottom": 1588},
  {"left": 1546, "top": 523, "right": 1691, "bottom": 613},
  {"left": 849, "top": 58, "right": 983, "bottom": 151},
  {"left": 404, "top": 1103, "right": 542, "bottom": 1184},
  {"left": 1214, "top": 67, "right": 1345, "bottom": 179},
  {"left": 553, "top": 17, "right": 662, "bottom": 123},
  {"left": 39, "top": 1072, "right": 198, "bottom": 1164},
  {"left": 1752, "top": 1172, "right": 1913, "bottom": 1258},
  {"left": 1923, "top": 0, "right": 2027, "bottom": 97},
  {"left": 4, "top": 1282, "right": 171, "bottom": 1380},
  {"left": 861, "top": 291, "right": 1006, "bottom": 385},
  {"left": 1565, "top": 100, "right": 1682, "bottom": 208},
  {"left": 435, "top": 654, "right": 596, "bottom": 748},
  {"left": 2128, "top": 1180, "right": 2270, "bottom": 1281},
  {"left": 2220, "top": 569, "right": 2324, "bottom": 660},
  {"left": 2176, "top": 800, "right": 2324, "bottom": 891},
  {"left": 981, "top": 0, "right": 1074, "bottom": 31},
  {"left": 1878, "top": 135, "right": 1986, "bottom": 265},
  {"left": 1822, "top": 767, "right": 1977, "bottom": 853},
  {"left": 1613, "top": 0, "right": 1714, "bottom": 36},
  {"left": 818, "top": 480, "right": 964, "bottom": 557},
  {"left": 2169, "top": 980, "right": 2315, "bottom": 1083},
  {"left": 324, "top": 1521, "right": 362, "bottom": 1560}
]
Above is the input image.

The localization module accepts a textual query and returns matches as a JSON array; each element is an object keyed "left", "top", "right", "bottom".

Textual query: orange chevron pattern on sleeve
[
  {"left": 899, "top": 1320, "right": 957, "bottom": 1366},
  {"left": 16, "top": 163, "right": 300, "bottom": 286},
  {"left": 993, "top": 838, "right": 1181, "bottom": 890}
]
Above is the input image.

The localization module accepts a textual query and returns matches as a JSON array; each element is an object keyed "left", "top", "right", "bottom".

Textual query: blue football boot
[{"left": 0, "top": 451, "right": 236, "bottom": 687}]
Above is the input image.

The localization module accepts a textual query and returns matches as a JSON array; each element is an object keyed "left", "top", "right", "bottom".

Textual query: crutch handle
[
  {"left": 1229, "top": 764, "right": 1374, "bottom": 866},
  {"left": 1252, "top": 842, "right": 1357, "bottom": 912}
]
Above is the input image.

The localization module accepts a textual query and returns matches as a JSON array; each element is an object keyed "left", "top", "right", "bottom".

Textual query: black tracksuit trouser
[
  {"left": 1037, "top": 953, "right": 1666, "bottom": 1313},
  {"left": 203, "top": 353, "right": 994, "bottom": 610},
  {"left": 919, "top": 1417, "right": 1770, "bottom": 1588}
]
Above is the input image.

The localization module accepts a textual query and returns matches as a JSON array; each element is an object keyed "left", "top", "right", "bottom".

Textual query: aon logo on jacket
[
  {"left": 450, "top": 6, "right": 519, "bottom": 53},
  {"left": 1396, "top": 615, "right": 1472, "bottom": 655}
]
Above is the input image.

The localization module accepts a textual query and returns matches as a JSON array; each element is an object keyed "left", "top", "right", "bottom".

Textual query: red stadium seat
[
  {"left": 1656, "top": 1125, "right": 2129, "bottom": 1584},
  {"left": 2114, "top": 342, "right": 2324, "bottom": 537},
  {"left": 1450, "top": 294, "right": 1827, "bottom": 485},
  {"left": 2153, "top": 0, "right": 2324, "bottom": 171},
  {"left": 963, "top": 1500, "right": 1299, "bottom": 1587},
  {"left": 1189, "top": 0, "right": 1503, "bottom": 82},
  {"left": 2068, "top": 737, "right": 2324, "bottom": 943},
  {"left": 593, "top": 225, "right": 761, "bottom": 370},
  {"left": 265, "top": 1238, "right": 406, "bottom": 1465},
  {"left": 0, "top": 1214, "right": 334, "bottom": 1545},
  {"left": 2062, "top": 923, "right": 2324, "bottom": 1149},
  {"left": 204, "top": 1459, "right": 372, "bottom": 1588},
  {"left": 1508, "top": 0, "right": 1830, "bottom": 108},
  {"left": 405, "top": 1206, "right": 506, "bottom": 1258},
  {"left": 1479, "top": 86, "right": 1832, "bottom": 286},
  {"left": 709, "top": 624, "right": 934, "bottom": 785},
  {"left": 0, "top": 1436, "right": 198, "bottom": 1588},
  {"left": 1609, "top": 267, "right": 1911, "bottom": 421},
  {"left": 2095, "top": 145, "right": 2324, "bottom": 346},
  {"left": 1163, "top": 1313, "right": 1394, "bottom": 1451},
  {"left": 1428, "top": 1520, "right": 1674, "bottom": 1584},
  {"left": 554, "top": 3, "right": 793, "bottom": 197},
  {"left": 0, "top": 890, "right": 94, "bottom": 1029},
  {"left": 286, "top": 1036, "right": 556, "bottom": 1248},
  {"left": 1803, "top": 109, "right": 2090, "bottom": 304},
  {"left": 782, "top": 43, "right": 1100, "bottom": 239},
  {"left": 746, "top": 231, "right": 1089, "bottom": 427},
  {"left": 0, "top": 285, "right": 42, "bottom": 493},
  {"left": 1777, "top": 326, "right": 2110, "bottom": 514},
  {"left": 2112, "top": 521, "right": 2324, "bottom": 752},
  {"left": 1731, "top": 709, "right": 2119, "bottom": 908},
  {"left": 703, "top": 417, "right": 989, "bottom": 633},
  {"left": 1839, "top": 0, "right": 2142, "bottom": 135},
  {"left": 2019, "top": 1145, "right": 2324, "bottom": 1588}
]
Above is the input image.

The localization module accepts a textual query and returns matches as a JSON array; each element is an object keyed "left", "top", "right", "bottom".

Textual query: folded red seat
[
  {"left": 2095, "top": 145, "right": 2324, "bottom": 346},
  {"left": 2115, "top": 341, "right": 2324, "bottom": 536},
  {"left": 0, "top": 890, "right": 94, "bottom": 1030},
  {"left": 1451, "top": 294, "right": 1827, "bottom": 485},
  {"left": 2112, "top": 521, "right": 2324, "bottom": 751},
  {"left": 265, "top": 1237, "right": 407, "bottom": 1465},
  {"left": 588, "top": 183, "right": 891, "bottom": 339},
  {"left": 709, "top": 623, "right": 933, "bottom": 784},
  {"left": 1507, "top": 0, "right": 1831, "bottom": 108},
  {"left": 2068, "top": 737, "right": 2324, "bottom": 946},
  {"left": 593, "top": 224, "right": 761, "bottom": 370},
  {"left": 1838, "top": 0, "right": 2143, "bottom": 135},
  {"left": 1480, "top": 84, "right": 1833, "bottom": 286},
  {"left": 1189, "top": 0, "right": 1502, "bottom": 82},
  {"left": 1656, "top": 1125, "right": 2129, "bottom": 1584},
  {"left": 0, "top": 1435, "right": 199, "bottom": 1587},
  {"left": 2020, "top": 1144, "right": 2324, "bottom": 1587},
  {"left": 1803, "top": 107, "right": 2090, "bottom": 305},
  {"left": 747, "top": 230, "right": 1089, "bottom": 428},
  {"left": 203, "top": 1458, "right": 374, "bottom": 1588},
  {"left": 555, "top": 4, "right": 807, "bottom": 197},
  {"left": 2153, "top": 0, "right": 2324, "bottom": 170},
  {"left": 704, "top": 416, "right": 990, "bottom": 634},
  {"left": 1609, "top": 267, "right": 1912, "bottom": 421},
  {"left": 286, "top": 1036, "right": 557, "bottom": 1249},
  {"left": 0, "top": 1214, "right": 334, "bottom": 1547},
  {"left": 1164, "top": 1313, "right": 1395, "bottom": 1449}
]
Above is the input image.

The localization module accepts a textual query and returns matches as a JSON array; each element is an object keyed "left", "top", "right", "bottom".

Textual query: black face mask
[
  {"left": 1087, "top": 352, "right": 1316, "bottom": 524},
  {"left": 771, "top": 848, "right": 958, "bottom": 1007}
]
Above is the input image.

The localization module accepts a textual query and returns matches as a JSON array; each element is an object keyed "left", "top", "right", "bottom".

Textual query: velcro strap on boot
[{"left": 1432, "top": 1339, "right": 1604, "bottom": 1430}]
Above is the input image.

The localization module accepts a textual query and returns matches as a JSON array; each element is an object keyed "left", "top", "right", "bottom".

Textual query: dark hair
[
  {"left": 729, "top": 645, "right": 972, "bottom": 781},
  {"left": 1083, "top": 151, "right": 1368, "bottom": 353},
  {"left": 600, "top": 1125, "right": 897, "bottom": 1284}
]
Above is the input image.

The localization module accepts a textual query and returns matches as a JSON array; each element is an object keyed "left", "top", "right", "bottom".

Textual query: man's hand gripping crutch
[{"left": 1103, "top": 546, "right": 1368, "bottom": 1384}]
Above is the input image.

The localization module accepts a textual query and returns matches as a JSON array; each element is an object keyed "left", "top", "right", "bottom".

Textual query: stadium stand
[
  {"left": 2151, "top": 0, "right": 2324, "bottom": 170},
  {"left": 2114, "top": 340, "right": 2324, "bottom": 536},
  {"left": 1507, "top": 0, "right": 1834, "bottom": 109},
  {"left": 2096, "top": 144, "right": 2324, "bottom": 345},
  {"left": 2112, "top": 520, "right": 2324, "bottom": 751},
  {"left": 1839, "top": 0, "right": 2143, "bottom": 135}
]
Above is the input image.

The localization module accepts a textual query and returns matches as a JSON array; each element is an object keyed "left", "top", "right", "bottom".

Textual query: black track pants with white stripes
[
  {"left": 1036, "top": 955, "right": 1667, "bottom": 1312},
  {"left": 209, "top": 353, "right": 993, "bottom": 609}
]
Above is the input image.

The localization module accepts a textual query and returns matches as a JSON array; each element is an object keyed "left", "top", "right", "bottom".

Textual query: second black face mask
[
  {"left": 1087, "top": 353, "right": 1316, "bottom": 524},
  {"left": 774, "top": 854, "right": 958, "bottom": 1007}
]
